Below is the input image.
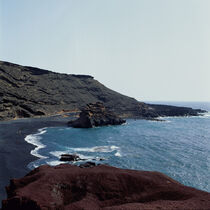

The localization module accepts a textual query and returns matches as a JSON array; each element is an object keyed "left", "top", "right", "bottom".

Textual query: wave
[
  {"left": 24, "top": 128, "right": 48, "bottom": 159},
  {"left": 157, "top": 112, "right": 210, "bottom": 120},
  {"left": 25, "top": 128, "right": 123, "bottom": 169},
  {"left": 72, "top": 145, "right": 119, "bottom": 153},
  {"left": 49, "top": 145, "right": 121, "bottom": 165},
  {"left": 198, "top": 112, "right": 210, "bottom": 119},
  {"left": 115, "top": 151, "right": 122, "bottom": 157},
  {"left": 181, "top": 112, "right": 210, "bottom": 119}
]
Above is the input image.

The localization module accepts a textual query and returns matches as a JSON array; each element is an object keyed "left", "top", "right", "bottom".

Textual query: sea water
[{"left": 25, "top": 102, "right": 210, "bottom": 192}]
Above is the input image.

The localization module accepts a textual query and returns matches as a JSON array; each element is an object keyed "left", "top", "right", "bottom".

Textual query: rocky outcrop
[
  {"left": 68, "top": 102, "right": 126, "bottom": 128},
  {"left": 0, "top": 61, "right": 206, "bottom": 121},
  {"left": 148, "top": 104, "right": 206, "bottom": 117},
  {"left": 2, "top": 164, "right": 210, "bottom": 210},
  {"left": 60, "top": 154, "right": 104, "bottom": 162},
  {"left": 60, "top": 154, "right": 81, "bottom": 161},
  {"left": 136, "top": 103, "right": 206, "bottom": 119}
]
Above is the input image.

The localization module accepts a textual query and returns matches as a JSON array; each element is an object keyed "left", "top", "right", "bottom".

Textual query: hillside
[
  {"left": 0, "top": 61, "right": 205, "bottom": 121},
  {"left": 0, "top": 61, "right": 143, "bottom": 120}
]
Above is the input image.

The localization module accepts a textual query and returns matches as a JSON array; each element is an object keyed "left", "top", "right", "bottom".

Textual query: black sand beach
[{"left": 0, "top": 116, "right": 71, "bottom": 201}]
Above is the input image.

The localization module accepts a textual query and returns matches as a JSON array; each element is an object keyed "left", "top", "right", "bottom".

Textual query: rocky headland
[
  {"left": 0, "top": 61, "right": 206, "bottom": 121},
  {"left": 2, "top": 164, "right": 210, "bottom": 210}
]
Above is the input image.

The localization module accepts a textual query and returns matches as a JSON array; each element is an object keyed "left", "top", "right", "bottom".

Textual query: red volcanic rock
[{"left": 2, "top": 164, "right": 210, "bottom": 210}]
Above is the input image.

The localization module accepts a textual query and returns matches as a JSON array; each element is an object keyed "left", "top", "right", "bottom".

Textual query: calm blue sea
[{"left": 25, "top": 102, "right": 210, "bottom": 192}]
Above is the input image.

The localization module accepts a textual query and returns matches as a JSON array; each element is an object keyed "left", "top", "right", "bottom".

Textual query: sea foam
[
  {"left": 115, "top": 151, "right": 122, "bottom": 157},
  {"left": 25, "top": 128, "right": 48, "bottom": 159},
  {"left": 72, "top": 145, "right": 119, "bottom": 153}
]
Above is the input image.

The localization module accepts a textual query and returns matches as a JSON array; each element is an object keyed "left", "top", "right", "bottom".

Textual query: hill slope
[
  {"left": 0, "top": 61, "right": 142, "bottom": 120},
  {"left": 0, "top": 61, "right": 205, "bottom": 121}
]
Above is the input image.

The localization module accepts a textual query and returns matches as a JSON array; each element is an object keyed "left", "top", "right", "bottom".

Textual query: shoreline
[
  {"left": 0, "top": 115, "right": 71, "bottom": 201},
  {"left": 24, "top": 127, "right": 48, "bottom": 162},
  {"left": 1, "top": 112, "right": 210, "bottom": 202}
]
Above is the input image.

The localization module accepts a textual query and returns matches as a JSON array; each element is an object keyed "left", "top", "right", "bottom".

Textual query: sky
[{"left": 0, "top": 0, "right": 210, "bottom": 102}]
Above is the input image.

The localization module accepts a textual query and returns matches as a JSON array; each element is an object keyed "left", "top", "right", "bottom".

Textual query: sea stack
[{"left": 68, "top": 102, "right": 126, "bottom": 128}]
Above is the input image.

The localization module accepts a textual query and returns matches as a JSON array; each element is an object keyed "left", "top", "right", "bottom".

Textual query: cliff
[
  {"left": 2, "top": 164, "right": 210, "bottom": 210},
  {"left": 0, "top": 61, "right": 205, "bottom": 121}
]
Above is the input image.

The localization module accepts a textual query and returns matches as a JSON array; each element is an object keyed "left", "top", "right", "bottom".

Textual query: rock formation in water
[
  {"left": 0, "top": 61, "right": 206, "bottom": 121},
  {"left": 60, "top": 154, "right": 81, "bottom": 161},
  {"left": 2, "top": 164, "right": 210, "bottom": 210},
  {"left": 68, "top": 102, "right": 126, "bottom": 128}
]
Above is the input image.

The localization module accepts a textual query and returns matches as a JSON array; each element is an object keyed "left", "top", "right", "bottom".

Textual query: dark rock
[
  {"left": 0, "top": 61, "right": 144, "bottom": 121},
  {"left": 137, "top": 102, "right": 160, "bottom": 118},
  {"left": 68, "top": 102, "right": 126, "bottom": 128},
  {"left": 2, "top": 164, "right": 210, "bottom": 210},
  {"left": 60, "top": 154, "right": 80, "bottom": 161},
  {"left": 147, "top": 104, "right": 206, "bottom": 117}
]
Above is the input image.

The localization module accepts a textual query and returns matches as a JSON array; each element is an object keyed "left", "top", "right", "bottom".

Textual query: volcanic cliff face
[
  {"left": 0, "top": 61, "right": 141, "bottom": 120},
  {"left": 0, "top": 61, "right": 205, "bottom": 121},
  {"left": 2, "top": 164, "right": 210, "bottom": 210}
]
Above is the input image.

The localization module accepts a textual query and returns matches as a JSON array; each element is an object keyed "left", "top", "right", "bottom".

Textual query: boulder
[
  {"left": 60, "top": 154, "right": 80, "bottom": 161},
  {"left": 68, "top": 102, "right": 126, "bottom": 128},
  {"left": 2, "top": 164, "right": 210, "bottom": 210}
]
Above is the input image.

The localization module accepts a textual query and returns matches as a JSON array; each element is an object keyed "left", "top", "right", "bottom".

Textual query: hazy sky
[{"left": 0, "top": 0, "right": 210, "bottom": 101}]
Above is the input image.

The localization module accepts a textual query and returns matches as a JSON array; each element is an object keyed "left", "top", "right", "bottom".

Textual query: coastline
[
  {"left": 1, "top": 111, "right": 210, "bottom": 202},
  {"left": 0, "top": 115, "right": 71, "bottom": 201}
]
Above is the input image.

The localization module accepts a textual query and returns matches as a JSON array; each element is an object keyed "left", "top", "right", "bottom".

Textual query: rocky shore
[{"left": 2, "top": 164, "right": 210, "bottom": 210}]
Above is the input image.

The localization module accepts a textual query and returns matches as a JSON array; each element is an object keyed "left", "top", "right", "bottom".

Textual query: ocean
[{"left": 25, "top": 102, "right": 210, "bottom": 193}]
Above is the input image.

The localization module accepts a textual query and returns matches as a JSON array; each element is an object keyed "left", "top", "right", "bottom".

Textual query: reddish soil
[{"left": 2, "top": 164, "right": 210, "bottom": 210}]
